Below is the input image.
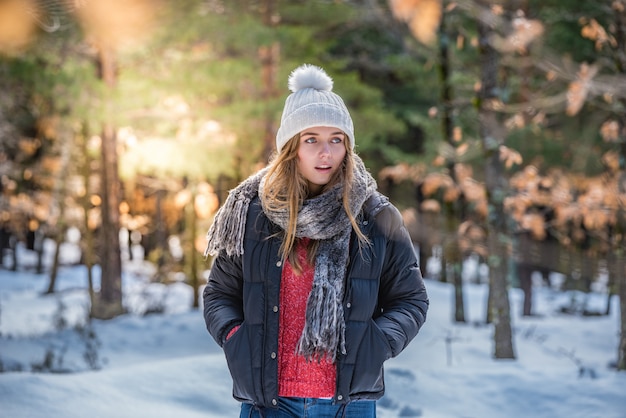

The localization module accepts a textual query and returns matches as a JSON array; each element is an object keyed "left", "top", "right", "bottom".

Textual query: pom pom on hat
[
  {"left": 288, "top": 64, "right": 333, "bottom": 93},
  {"left": 275, "top": 64, "right": 354, "bottom": 152}
]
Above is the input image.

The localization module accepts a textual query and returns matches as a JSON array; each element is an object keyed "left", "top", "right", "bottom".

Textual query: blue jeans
[{"left": 240, "top": 397, "right": 376, "bottom": 418}]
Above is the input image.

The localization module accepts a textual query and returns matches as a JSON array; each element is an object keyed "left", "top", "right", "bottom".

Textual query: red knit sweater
[{"left": 277, "top": 238, "right": 336, "bottom": 398}]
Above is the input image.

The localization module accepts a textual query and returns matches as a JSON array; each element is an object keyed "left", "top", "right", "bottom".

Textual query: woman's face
[{"left": 297, "top": 126, "right": 347, "bottom": 196}]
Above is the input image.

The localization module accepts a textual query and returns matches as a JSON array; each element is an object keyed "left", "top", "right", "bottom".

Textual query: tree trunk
[
  {"left": 186, "top": 187, "right": 200, "bottom": 309},
  {"left": 517, "top": 262, "right": 533, "bottom": 316},
  {"left": 451, "top": 261, "right": 465, "bottom": 322},
  {"left": 477, "top": 11, "right": 515, "bottom": 359},
  {"left": 618, "top": 162, "right": 626, "bottom": 369},
  {"left": 438, "top": 2, "right": 466, "bottom": 322},
  {"left": 35, "top": 229, "right": 44, "bottom": 274},
  {"left": 259, "top": 0, "right": 280, "bottom": 163},
  {"left": 10, "top": 235, "right": 17, "bottom": 271},
  {"left": 79, "top": 122, "right": 96, "bottom": 311},
  {"left": 92, "top": 46, "right": 123, "bottom": 319},
  {"left": 613, "top": 2, "right": 626, "bottom": 370},
  {"left": 155, "top": 187, "right": 167, "bottom": 278},
  {"left": 616, "top": 147, "right": 626, "bottom": 370},
  {"left": 618, "top": 250, "right": 626, "bottom": 370},
  {"left": 45, "top": 229, "right": 64, "bottom": 294},
  {"left": 46, "top": 121, "right": 72, "bottom": 294}
]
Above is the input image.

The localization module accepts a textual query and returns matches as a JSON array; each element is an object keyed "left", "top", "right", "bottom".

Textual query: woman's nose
[{"left": 320, "top": 142, "right": 331, "bottom": 156}]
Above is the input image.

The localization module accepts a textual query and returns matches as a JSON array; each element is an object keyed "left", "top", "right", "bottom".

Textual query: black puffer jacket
[{"left": 203, "top": 192, "right": 428, "bottom": 408}]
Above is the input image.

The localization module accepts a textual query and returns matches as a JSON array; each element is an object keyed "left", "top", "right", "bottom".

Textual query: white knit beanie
[{"left": 275, "top": 64, "right": 355, "bottom": 152}]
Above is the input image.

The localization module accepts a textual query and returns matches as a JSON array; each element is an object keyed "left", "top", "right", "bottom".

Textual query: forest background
[{"left": 0, "top": 0, "right": 625, "bottom": 370}]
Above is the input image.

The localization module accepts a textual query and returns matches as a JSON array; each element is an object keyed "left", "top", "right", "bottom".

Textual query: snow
[{"left": 1, "top": 241, "right": 625, "bottom": 418}]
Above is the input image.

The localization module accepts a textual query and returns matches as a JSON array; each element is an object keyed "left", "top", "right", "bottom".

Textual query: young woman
[{"left": 203, "top": 64, "right": 429, "bottom": 418}]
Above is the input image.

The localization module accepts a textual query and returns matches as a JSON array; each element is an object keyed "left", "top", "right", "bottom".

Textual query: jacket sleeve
[
  {"left": 203, "top": 251, "right": 244, "bottom": 347},
  {"left": 374, "top": 203, "right": 429, "bottom": 357}
]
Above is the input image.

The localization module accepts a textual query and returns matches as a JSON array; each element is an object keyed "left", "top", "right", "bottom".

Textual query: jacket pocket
[
  {"left": 222, "top": 322, "right": 256, "bottom": 402},
  {"left": 370, "top": 319, "right": 393, "bottom": 361},
  {"left": 350, "top": 320, "right": 392, "bottom": 394}
]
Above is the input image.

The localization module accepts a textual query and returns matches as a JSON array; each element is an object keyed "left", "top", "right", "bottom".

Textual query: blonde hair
[{"left": 260, "top": 133, "right": 368, "bottom": 273}]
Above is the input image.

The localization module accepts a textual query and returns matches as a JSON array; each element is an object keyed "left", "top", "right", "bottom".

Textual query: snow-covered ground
[{"left": 1, "top": 240, "right": 625, "bottom": 418}]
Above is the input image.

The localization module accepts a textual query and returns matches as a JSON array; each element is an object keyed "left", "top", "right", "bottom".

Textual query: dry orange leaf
[
  {"left": 422, "top": 172, "right": 453, "bottom": 196},
  {"left": 453, "top": 163, "right": 473, "bottom": 183},
  {"left": 432, "top": 155, "right": 446, "bottom": 167},
  {"left": 421, "top": 199, "right": 441, "bottom": 213},
  {"left": 75, "top": 0, "right": 158, "bottom": 49},
  {"left": 0, "top": 0, "right": 37, "bottom": 53},
  {"left": 565, "top": 62, "right": 598, "bottom": 116},
  {"left": 460, "top": 178, "right": 486, "bottom": 203},
  {"left": 453, "top": 126, "right": 463, "bottom": 142},
  {"left": 499, "top": 145, "right": 523, "bottom": 169},
  {"left": 600, "top": 120, "right": 620, "bottom": 142},
  {"left": 492, "top": 17, "right": 544, "bottom": 53},
  {"left": 388, "top": 0, "right": 442, "bottom": 45},
  {"left": 602, "top": 151, "right": 620, "bottom": 173},
  {"left": 443, "top": 186, "right": 460, "bottom": 202},
  {"left": 521, "top": 213, "right": 546, "bottom": 240},
  {"left": 581, "top": 18, "right": 616, "bottom": 50}
]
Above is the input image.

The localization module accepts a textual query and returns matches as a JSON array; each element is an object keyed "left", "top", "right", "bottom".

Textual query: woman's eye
[
  {"left": 331, "top": 137, "right": 343, "bottom": 144},
  {"left": 303, "top": 137, "right": 316, "bottom": 144}
]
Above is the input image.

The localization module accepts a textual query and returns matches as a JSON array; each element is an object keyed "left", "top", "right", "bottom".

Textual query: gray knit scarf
[{"left": 205, "top": 155, "right": 377, "bottom": 362}]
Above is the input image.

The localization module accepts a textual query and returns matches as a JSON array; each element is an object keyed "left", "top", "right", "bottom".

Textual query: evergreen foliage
[{"left": 0, "top": 0, "right": 625, "bottom": 365}]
